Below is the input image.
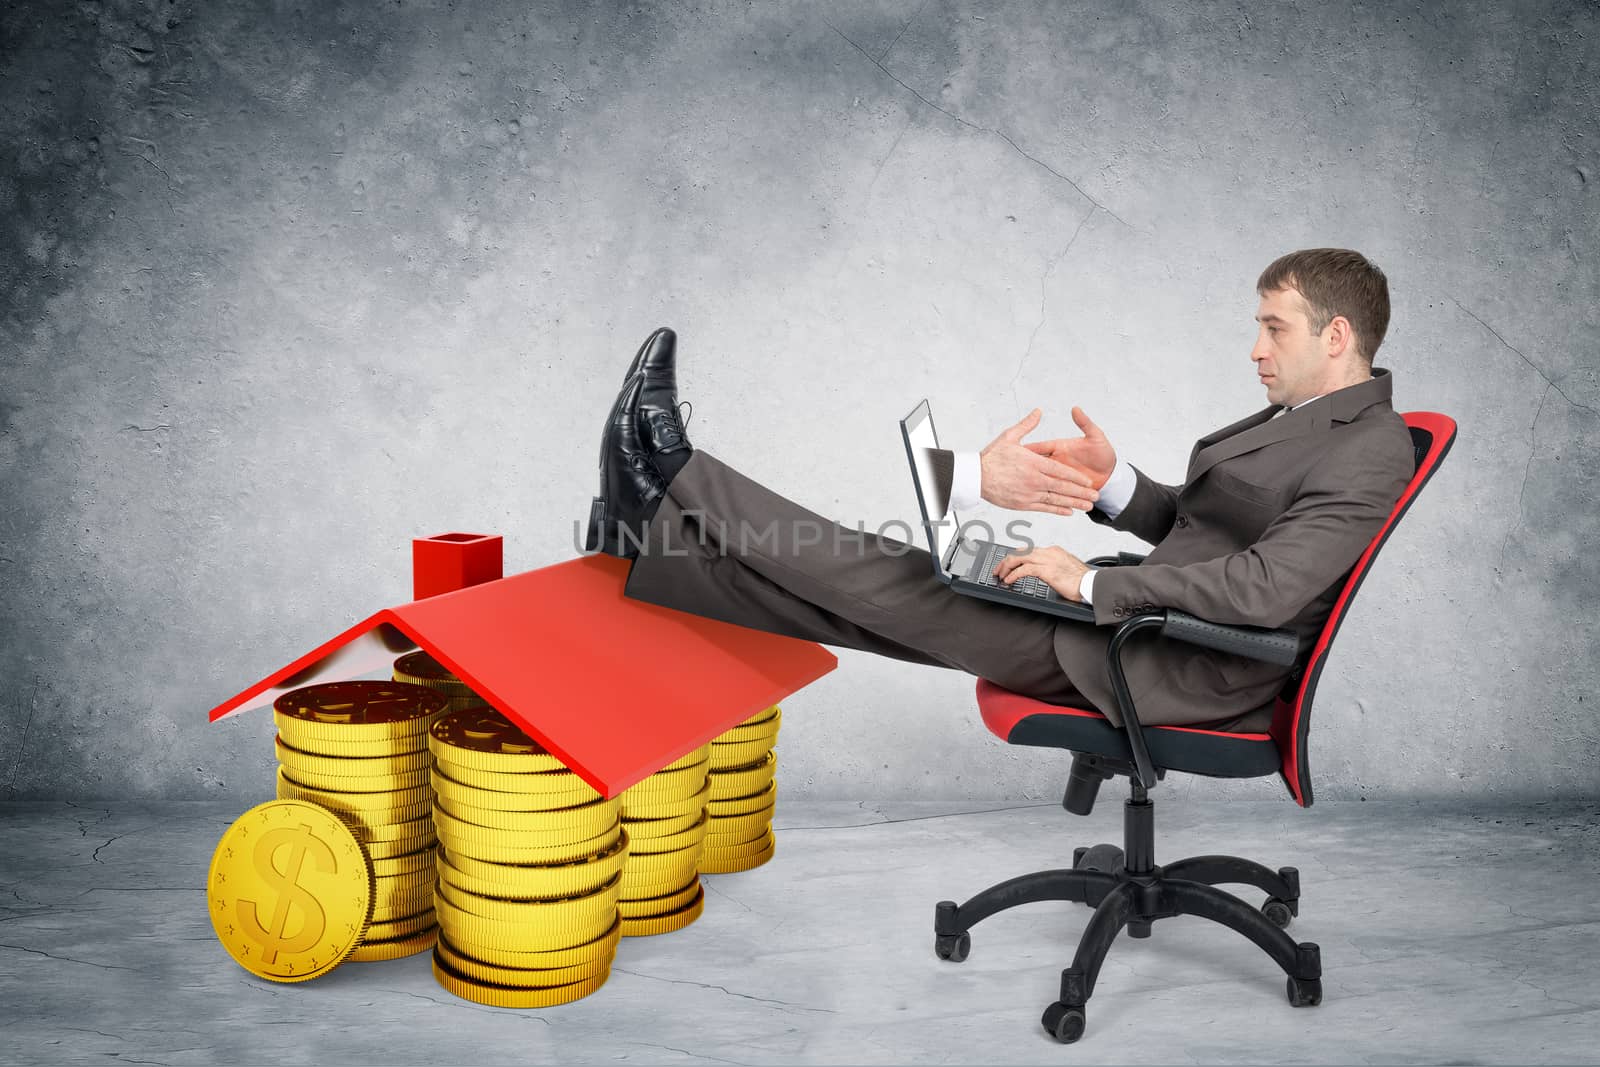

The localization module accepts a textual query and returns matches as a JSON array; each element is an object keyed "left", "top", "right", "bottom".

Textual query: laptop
[{"left": 900, "top": 399, "right": 1096, "bottom": 623}]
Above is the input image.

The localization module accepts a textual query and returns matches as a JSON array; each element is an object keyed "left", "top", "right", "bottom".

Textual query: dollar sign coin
[{"left": 208, "top": 800, "right": 374, "bottom": 982}]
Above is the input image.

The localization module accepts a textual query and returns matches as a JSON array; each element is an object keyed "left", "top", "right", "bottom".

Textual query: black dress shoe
[
  {"left": 585, "top": 374, "right": 667, "bottom": 559},
  {"left": 625, "top": 326, "right": 677, "bottom": 384},
  {"left": 634, "top": 333, "right": 694, "bottom": 484}
]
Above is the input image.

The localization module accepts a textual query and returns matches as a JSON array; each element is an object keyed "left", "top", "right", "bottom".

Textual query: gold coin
[
  {"left": 715, "top": 705, "right": 782, "bottom": 742},
  {"left": 622, "top": 843, "right": 702, "bottom": 880},
  {"left": 619, "top": 884, "right": 704, "bottom": 937},
  {"left": 707, "top": 781, "right": 777, "bottom": 817},
  {"left": 709, "top": 735, "right": 776, "bottom": 769},
  {"left": 628, "top": 810, "right": 709, "bottom": 855},
  {"left": 436, "top": 933, "right": 610, "bottom": 987},
  {"left": 439, "top": 915, "right": 621, "bottom": 970},
  {"left": 622, "top": 805, "right": 703, "bottom": 840},
  {"left": 207, "top": 800, "right": 373, "bottom": 983},
  {"left": 272, "top": 782, "right": 432, "bottom": 829},
  {"left": 702, "top": 826, "right": 775, "bottom": 860},
  {"left": 622, "top": 846, "right": 703, "bottom": 889},
  {"left": 373, "top": 877, "right": 436, "bottom": 910},
  {"left": 359, "top": 814, "right": 434, "bottom": 840},
  {"left": 273, "top": 681, "right": 447, "bottom": 742},
  {"left": 366, "top": 908, "right": 436, "bottom": 940},
  {"left": 701, "top": 834, "right": 776, "bottom": 874},
  {"left": 365, "top": 833, "right": 438, "bottom": 860},
  {"left": 434, "top": 888, "right": 616, "bottom": 951},
  {"left": 705, "top": 804, "right": 775, "bottom": 842},
  {"left": 620, "top": 759, "right": 708, "bottom": 801},
  {"left": 431, "top": 797, "right": 619, "bottom": 843},
  {"left": 618, "top": 876, "right": 700, "bottom": 917},
  {"left": 431, "top": 761, "right": 602, "bottom": 808},
  {"left": 436, "top": 820, "right": 622, "bottom": 867},
  {"left": 708, "top": 751, "right": 777, "bottom": 798},
  {"left": 276, "top": 732, "right": 431, "bottom": 760},
  {"left": 393, "top": 650, "right": 479, "bottom": 693},
  {"left": 275, "top": 736, "right": 432, "bottom": 776},
  {"left": 371, "top": 865, "right": 438, "bottom": 896},
  {"left": 371, "top": 846, "right": 437, "bottom": 878},
  {"left": 280, "top": 762, "right": 432, "bottom": 793},
  {"left": 429, "top": 708, "right": 568, "bottom": 772},
  {"left": 373, "top": 894, "right": 436, "bottom": 923},
  {"left": 620, "top": 780, "right": 710, "bottom": 821},
  {"left": 432, "top": 950, "right": 609, "bottom": 1007},
  {"left": 275, "top": 767, "right": 432, "bottom": 812},
  {"left": 347, "top": 926, "right": 437, "bottom": 962},
  {"left": 435, "top": 872, "right": 620, "bottom": 926},
  {"left": 659, "top": 744, "right": 712, "bottom": 772},
  {"left": 437, "top": 836, "right": 627, "bottom": 900},
  {"left": 617, "top": 870, "right": 694, "bottom": 902}
]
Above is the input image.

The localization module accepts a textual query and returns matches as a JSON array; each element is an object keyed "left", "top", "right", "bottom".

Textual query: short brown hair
[{"left": 1257, "top": 248, "right": 1390, "bottom": 364}]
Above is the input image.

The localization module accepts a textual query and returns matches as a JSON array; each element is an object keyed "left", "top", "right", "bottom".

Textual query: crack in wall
[
  {"left": 611, "top": 967, "right": 836, "bottom": 1014},
  {"left": 1497, "top": 382, "right": 1550, "bottom": 579},
  {"left": 6, "top": 682, "right": 39, "bottom": 798},
  {"left": 1009, "top": 206, "right": 1098, "bottom": 413},
  {"left": 776, "top": 800, "right": 1053, "bottom": 832},
  {"left": 878, "top": 0, "right": 932, "bottom": 63},
  {"left": 1451, "top": 297, "right": 1596, "bottom": 416},
  {"left": 0, "top": 942, "right": 138, "bottom": 970},
  {"left": 823, "top": 20, "right": 1130, "bottom": 229},
  {"left": 624, "top": 1040, "right": 750, "bottom": 1065}
]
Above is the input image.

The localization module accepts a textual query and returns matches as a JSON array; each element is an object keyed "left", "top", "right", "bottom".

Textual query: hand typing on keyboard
[{"left": 991, "top": 544, "right": 1092, "bottom": 602}]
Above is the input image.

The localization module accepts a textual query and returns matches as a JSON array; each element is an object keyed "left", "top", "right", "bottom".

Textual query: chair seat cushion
[{"left": 977, "top": 680, "right": 1281, "bottom": 779}]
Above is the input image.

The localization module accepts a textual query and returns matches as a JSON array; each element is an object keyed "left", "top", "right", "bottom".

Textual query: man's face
[{"left": 1251, "top": 286, "right": 1328, "bottom": 408}]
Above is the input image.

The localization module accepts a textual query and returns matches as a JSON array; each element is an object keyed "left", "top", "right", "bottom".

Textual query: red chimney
[{"left": 413, "top": 532, "right": 504, "bottom": 601}]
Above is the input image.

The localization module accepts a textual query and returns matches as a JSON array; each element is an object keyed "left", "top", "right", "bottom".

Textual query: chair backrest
[{"left": 1269, "top": 411, "right": 1456, "bottom": 807}]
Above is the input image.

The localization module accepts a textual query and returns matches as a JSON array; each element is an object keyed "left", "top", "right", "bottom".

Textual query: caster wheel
[
  {"left": 1075, "top": 843, "right": 1122, "bottom": 873},
  {"left": 1041, "top": 1002, "right": 1086, "bottom": 1043},
  {"left": 934, "top": 931, "right": 970, "bottom": 962},
  {"left": 1286, "top": 975, "right": 1323, "bottom": 1007},
  {"left": 1262, "top": 897, "right": 1294, "bottom": 929}
]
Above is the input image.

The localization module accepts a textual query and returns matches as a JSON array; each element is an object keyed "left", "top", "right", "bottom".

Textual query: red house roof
[{"left": 207, "top": 554, "right": 838, "bottom": 797}]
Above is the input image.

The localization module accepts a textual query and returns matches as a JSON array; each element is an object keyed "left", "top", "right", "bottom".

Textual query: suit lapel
[
  {"left": 1188, "top": 404, "right": 1324, "bottom": 483},
  {"left": 1185, "top": 368, "right": 1397, "bottom": 484}
]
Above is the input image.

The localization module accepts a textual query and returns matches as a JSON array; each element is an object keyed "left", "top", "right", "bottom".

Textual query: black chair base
[{"left": 933, "top": 788, "right": 1324, "bottom": 1044}]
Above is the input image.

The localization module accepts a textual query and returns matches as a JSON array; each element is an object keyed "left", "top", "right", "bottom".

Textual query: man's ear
[{"left": 1325, "top": 314, "right": 1354, "bottom": 359}]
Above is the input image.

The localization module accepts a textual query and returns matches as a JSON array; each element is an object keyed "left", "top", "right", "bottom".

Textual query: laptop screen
[{"left": 900, "top": 400, "right": 960, "bottom": 571}]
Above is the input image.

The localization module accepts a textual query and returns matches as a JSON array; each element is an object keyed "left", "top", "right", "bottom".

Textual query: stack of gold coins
[
  {"left": 615, "top": 744, "right": 711, "bottom": 936},
  {"left": 272, "top": 680, "right": 449, "bottom": 961},
  {"left": 701, "top": 705, "right": 781, "bottom": 874},
  {"left": 428, "top": 706, "right": 626, "bottom": 1007},
  {"left": 392, "top": 650, "right": 488, "bottom": 713}
]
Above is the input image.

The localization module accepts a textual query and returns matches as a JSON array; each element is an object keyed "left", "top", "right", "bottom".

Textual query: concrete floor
[{"left": 3, "top": 797, "right": 1598, "bottom": 1065}]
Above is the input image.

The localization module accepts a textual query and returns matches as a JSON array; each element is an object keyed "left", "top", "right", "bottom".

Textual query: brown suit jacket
[{"left": 950, "top": 369, "right": 1414, "bottom": 729}]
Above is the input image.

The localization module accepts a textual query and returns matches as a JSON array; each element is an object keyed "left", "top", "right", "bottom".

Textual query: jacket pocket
[{"left": 1209, "top": 469, "right": 1284, "bottom": 507}]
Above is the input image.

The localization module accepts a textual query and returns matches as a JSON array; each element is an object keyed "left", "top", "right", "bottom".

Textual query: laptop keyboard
[{"left": 973, "top": 544, "right": 1053, "bottom": 599}]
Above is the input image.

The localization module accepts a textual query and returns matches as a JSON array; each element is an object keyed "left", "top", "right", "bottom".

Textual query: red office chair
[{"left": 933, "top": 412, "right": 1456, "bottom": 1044}]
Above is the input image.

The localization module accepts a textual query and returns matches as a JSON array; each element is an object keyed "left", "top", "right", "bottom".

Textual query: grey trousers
[{"left": 622, "top": 450, "right": 1098, "bottom": 709}]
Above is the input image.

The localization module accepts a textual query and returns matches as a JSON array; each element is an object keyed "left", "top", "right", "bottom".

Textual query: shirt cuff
[
  {"left": 1093, "top": 458, "right": 1137, "bottom": 519},
  {"left": 1078, "top": 567, "right": 1097, "bottom": 605},
  {"left": 950, "top": 451, "right": 983, "bottom": 512}
]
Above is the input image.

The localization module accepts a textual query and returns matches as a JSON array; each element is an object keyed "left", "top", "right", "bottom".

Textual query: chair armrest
[
  {"left": 1086, "top": 551, "right": 1147, "bottom": 568},
  {"left": 1103, "top": 608, "right": 1301, "bottom": 789},
  {"left": 1161, "top": 610, "right": 1300, "bottom": 667}
]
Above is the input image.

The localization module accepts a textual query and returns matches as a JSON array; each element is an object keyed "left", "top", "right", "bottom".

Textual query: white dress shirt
[{"left": 948, "top": 393, "right": 1328, "bottom": 604}]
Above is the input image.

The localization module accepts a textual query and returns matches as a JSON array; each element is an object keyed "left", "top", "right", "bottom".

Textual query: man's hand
[
  {"left": 979, "top": 409, "right": 1101, "bottom": 516},
  {"left": 993, "top": 545, "right": 1091, "bottom": 601},
  {"left": 1022, "top": 406, "right": 1118, "bottom": 490}
]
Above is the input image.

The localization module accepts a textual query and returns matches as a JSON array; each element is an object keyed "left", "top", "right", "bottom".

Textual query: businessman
[{"left": 582, "top": 249, "right": 1414, "bottom": 733}]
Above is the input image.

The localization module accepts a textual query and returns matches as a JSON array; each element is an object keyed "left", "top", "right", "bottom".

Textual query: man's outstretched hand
[
  {"left": 980, "top": 409, "right": 1101, "bottom": 516},
  {"left": 1022, "top": 406, "right": 1118, "bottom": 490},
  {"left": 993, "top": 545, "right": 1091, "bottom": 601}
]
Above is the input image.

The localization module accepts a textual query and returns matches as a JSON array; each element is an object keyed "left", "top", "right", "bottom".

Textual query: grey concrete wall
[{"left": 2, "top": 0, "right": 1596, "bottom": 802}]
